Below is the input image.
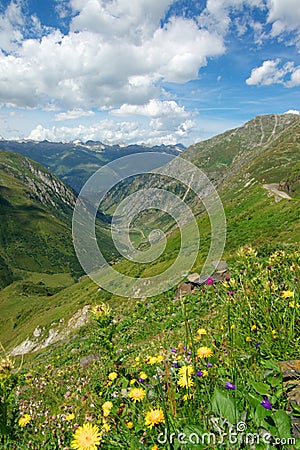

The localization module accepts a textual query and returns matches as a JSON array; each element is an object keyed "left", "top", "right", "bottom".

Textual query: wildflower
[
  {"left": 147, "top": 356, "right": 160, "bottom": 365},
  {"left": 197, "top": 328, "right": 207, "bottom": 335},
  {"left": 171, "top": 348, "right": 177, "bottom": 353},
  {"left": 183, "top": 393, "right": 193, "bottom": 401},
  {"left": 251, "top": 325, "right": 257, "bottom": 331},
  {"left": 202, "top": 370, "right": 208, "bottom": 377},
  {"left": 196, "top": 371, "right": 203, "bottom": 377},
  {"left": 228, "top": 291, "right": 234, "bottom": 296},
  {"left": 145, "top": 409, "right": 165, "bottom": 428},
  {"left": 108, "top": 372, "right": 118, "bottom": 381},
  {"left": 206, "top": 277, "right": 214, "bottom": 285},
  {"left": 197, "top": 347, "right": 213, "bottom": 358},
  {"left": 126, "top": 421, "right": 134, "bottom": 429},
  {"left": 128, "top": 388, "right": 146, "bottom": 403},
  {"left": 135, "top": 356, "right": 140, "bottom": 362},
  {"left": 152, "top": 446, "right": 159, "bottom": 450},
  {"left": 66, "top": 413, "right": 75, "bottom": 421},
  {"left": 178, "top": 366, "right": 194, "bottom": 377},
  {"left": 246, "top": 337, "right": 252, "bottom": 342},
  {"left": 71, "top": 423, "right": 102, "bottom": 450},
  {"left": 91, "top": 303, "right": 111, "bottom": 319},
  {"left": 280, "top": 290, "right": 294, "bottom": 298},
  {"left": 102, "top": 401, "right": 113, "bottom": 417},
  {"left": 207, "top": 363, "right": 213, "bottom": 368},
  {"left": 230, "top": 324, "right": 235, "bottom": 330},
  {"left": 139, "top": 371, "right": 148, "bottom": 380},
  {"left": 18, "top": 414, "right": 31, "bottom": 427},
  {"left": 255, "top": 342, "right": 261, "bottom": 347},
  {"left": 289, "top": 301, "right": 295, "bottom": 308},
  {"left": 102, "top": 423, "right": 111, "bottom": 433},
  {"left": 261, "top": 397, "right": 272, "bottom": 410},
  {"left": 272, "top": 330, "right": 277, "bottom": 335},
  {"left": 225, "top": 382, "right": 236, "bottom": 390},
  {"left": 0, "top": 358, "right": 14, "bottom": 382},
  {"left": 130, "top": 379, "right": 136, "bottom": 385},
  {"left": 178, "top": 374, "right": 194, "bottom": 388}
]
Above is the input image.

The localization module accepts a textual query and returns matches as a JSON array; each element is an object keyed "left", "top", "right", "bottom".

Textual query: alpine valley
[{"left": 1, "top": 113, "right": 299, "bottom": 449}]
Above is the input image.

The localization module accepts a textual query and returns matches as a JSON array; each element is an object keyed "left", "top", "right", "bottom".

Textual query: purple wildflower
[
  {"left": 225, "top": 275, "right": 230, "bottom": 281},
  {"left": 138, "top": 378, "right": 145, "bottom": 383},
  {"left": 171, "top": 348, "right": 177, "bottom": 353},
  {"left": 196, "top": 371, "right": 203, "bottom": 377},
  {"left": 206, "top": 277, "right": 214, "bottom": 285},
  {"left": 173, "top": 363, "right": 179, "bottom": 368},
  {"left": 255, "top": 342, "right": 261, "bottom": 347},
  {"left": 207, "top": 363, "right": 213, "bottom": 368},
  {"left": 261, "top": 397, "right": 272, "bottom": 410},
  {"left": 225, "top": 382, "right": 236, "bottom": 390}
]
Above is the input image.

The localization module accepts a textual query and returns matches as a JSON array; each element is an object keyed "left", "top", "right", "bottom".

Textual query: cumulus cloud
[
  {"left": 0, "top": 1, "right": 224, "bottom": 110},
  {"left": 246, "top": 58, "right": 300, "bottom": 86},
  {"left": 54, "top": 109, "right": 96, "bottom": 121},
  {"left": 267, "top": 0, "right": 300, "bottom": 35},
  {"left": 0, "top": 1, "right": 24, "bottom": 52}
]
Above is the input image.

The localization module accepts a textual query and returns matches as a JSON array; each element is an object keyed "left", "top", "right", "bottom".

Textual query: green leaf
[
  {"left": 211, "top": 388, "right": 237, "bottom": 425},
  {"left": 251, "top": 381, "right": 270, "bottom": 396},
  {"left": 254, "top": 405, "right": 271, "bottom": 426},
  {"left": 273, "top": 409, "right": 292, "bottom": 439}
]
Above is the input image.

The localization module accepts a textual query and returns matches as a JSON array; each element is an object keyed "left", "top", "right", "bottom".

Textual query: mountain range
[{"left": 0, "top": 112, "right": 299, "bottom": 351}]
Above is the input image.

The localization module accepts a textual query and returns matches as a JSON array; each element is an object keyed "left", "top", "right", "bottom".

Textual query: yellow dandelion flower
[
  {"left": 102, "top": 401, "right": 113, "bottom": 417},
  {"left": 289, "top": 301, "right": 295, "bottom": 308},
  {"left": 71, "top": 423, "right": 102, "bottom": 450},
  {"left": 139, "top": 371, "right": 148, "bottom": 380},
  {"left": 66, "top": 413, "right": 75, "bottom": 421},
  {"left": 246, "top": 337, "right": 252, "bottom": 342},
  {"left": 202, "top": 370, "right": 208, "bottom": 377},
  {"left": 183, "top": 393, "right": 193, "bottom": 401},
  {"left": 128, "top": 388, "right": 146, "bottom": 403},
  {"left": 156, "top": 355, "right": 164, "bottom": 363},
  {"left": 126, "top": 421, "right": 134, "bottom": 429},
  {"left": 272, "top": 330, "right": 277, "bottom": 335},
  {"left": 178, "top": 374, "right": 194, "bottom": 388},
  {"left": 145, "top": 409, "right": 165, "bottom": 428},
  {"left": 178, "top": 365, "right": 194, "bottom": 377},
  {"left": 281, "top": 290, "right": 294, "bottom": 299},
  {"left": 197, "top": 347, "right": 213, "bottom": 358},
  {"left": 152, "top": 446, "right": 159, "bottom": 450},
  {"left": 251, "top": 325, "right": 257, "bottom": 331},
  {"left": 18, "top": 414, "right": 31, "bottom": 427},
  {"left": 197, "top": 328, "right": 207, "bottom": 336},
  {"left": 135, "top": 356, "right": 140, "bottom": 362},
  {"left": 130, "top": 379, "right": 136, "bottom": 385},
  {"left": 108, "top": 372, "right": 118, "bottom": 381}
]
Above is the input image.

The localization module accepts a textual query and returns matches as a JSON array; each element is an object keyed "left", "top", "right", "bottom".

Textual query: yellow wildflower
[
  {"left": 202, "top": 370, "right": 208, "bottom": 377},
  {"left": 281, "top": 290, "right": 294, "bottom": 298},
  {"left": 102, "top": 423, "right": 111, "bottom": 433},
  {"left": 71, "top": 423, "right": 102, "bottom": 450},
  {"left": 145, "top": 409, "right": 165, "bottom": 428},
  {"left": 246, "top": 337, "right": 252, "bottom": 342},
  {"left": 289, "top": 301, "right": 295, "bottom": 308},
  {"left": 183, "top": 393, "right": 193, "bottom": 401},
  {"left": 251, "top": 325, "right": 257, "bottom": 331},
  {"left": 128, "top": 388, "right": 146, "bottom": 403},
  {"left": 197, "top": 328, "right": 207, "bottom": 335},
  {"left": 126, "top": 421, "right": 134, "bottom": 429},
  {"left": 130, "top": 379, "right": 136, "bottom": 385},
  {"left": 102, "top": 401, "right": 113, "bottom": 417},
  {"left": 197, "top": 347, "right": 213, "bottom": 358},
  {"left": 139, "top": 371, "right": 148, "bottom": 380},
  {"left": 178, "top": 365, "right": 194, "bottom": 377},
  {"left": 66, "top": 413, "right": 75, "bottom": 421},
  {"left": 18, "top": 414, "right": 31, "bottom": 427},
  {"left": 108, "top": 372, "right": 118, "bottom": 381},
  {"left": 178, "top": 374, "right": 194, "bottom": 389}
]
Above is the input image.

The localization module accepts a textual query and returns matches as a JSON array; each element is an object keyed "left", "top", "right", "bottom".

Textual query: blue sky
[{"left": 0, "top": 0, "right": 299, "bottom": 145}]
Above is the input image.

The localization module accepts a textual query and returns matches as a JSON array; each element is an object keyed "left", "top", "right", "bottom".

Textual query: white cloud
[
  {"left": 111, "top": 99, "right": 188, "bottom": 119},
  {"left": 54, "top": 109, "right": 96, "bottom": 121},
  {"left": 0, "top": 1, "right": 225, "bottom": 110},
  {"left": 0, "top": 1, "right": 24, "bottom": 52},
  {"left": 284, "top": 109, "right": 300, "bottom": 114},
  {"left": 246, "top": 58, "right": 300, "bottom": 86},
  {"left": 267, "top": 0, "right": 300, "bottom": 34}
]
